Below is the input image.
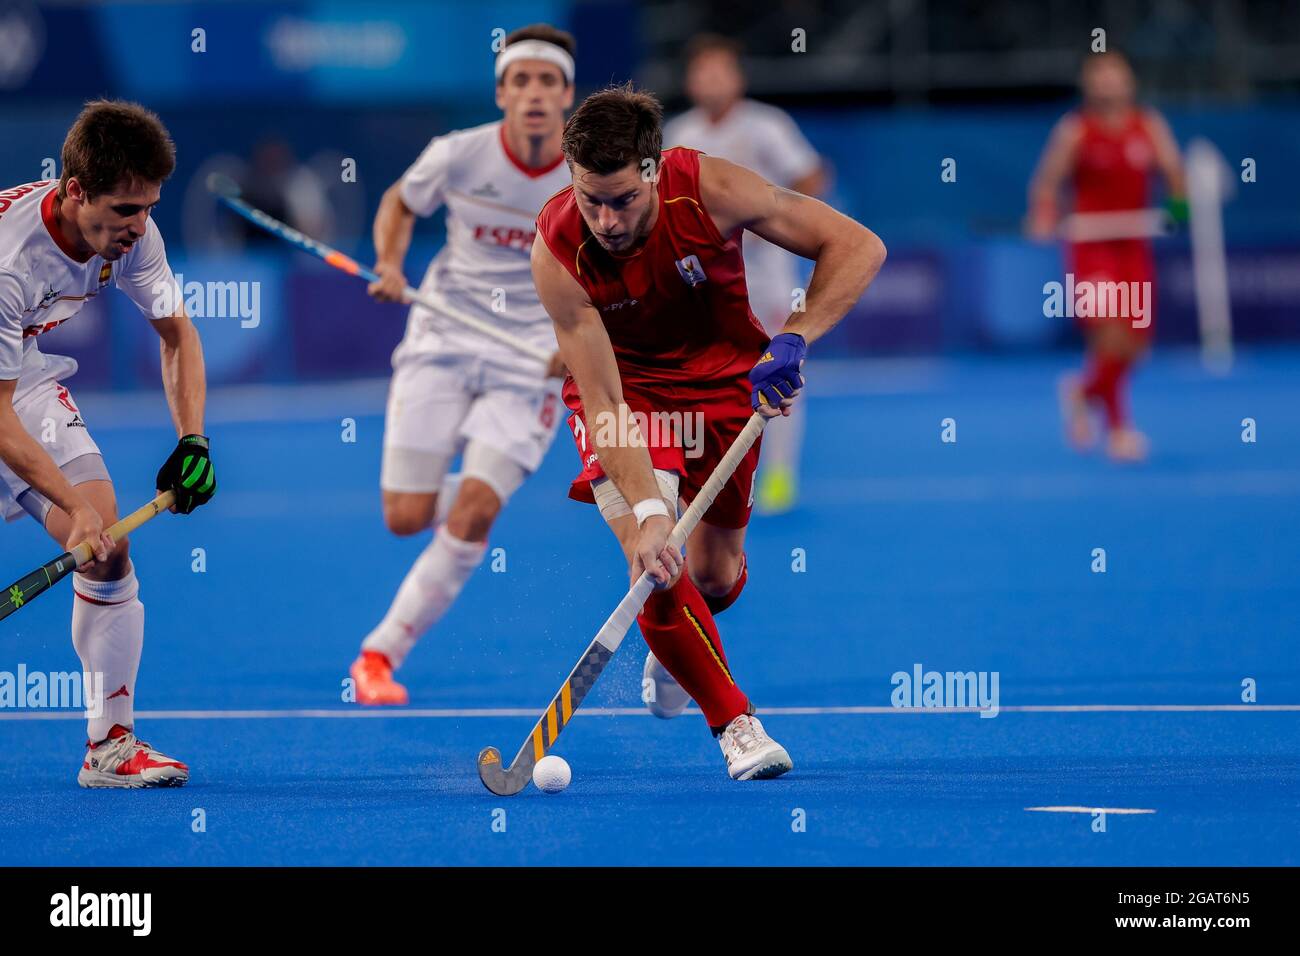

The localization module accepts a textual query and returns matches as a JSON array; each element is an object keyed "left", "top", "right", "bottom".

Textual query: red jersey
[
  {"left": 535, "top": 146, "right": 769, "bottom": 397},
  {"left": 1067, "top": 107, "right": 1159, "bottom": 328},
  {"left": 1071, "top": 108, "right": 1157, "bottom": 214}
]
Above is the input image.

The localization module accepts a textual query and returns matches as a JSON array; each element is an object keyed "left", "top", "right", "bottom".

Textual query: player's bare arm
[
  {"left": 369, "top": 183, "right": 418, "bottom": 302},
  {"left": 154, "top": 311, "right": 206, "bottom": 437},
  {"left": 1143, "top": 110, "right": 1188, "bottom": 200},
  {"left": 0, "top": 377, "right": 114, "bottom": 562},
  {"left": 698, "top": 154, "right": 885, "bottom": 418},
  {"left": 701, "top": 155, "right": 884, "bottom": 347},
  {"left": 1027, "top": 114, "right": 1083, "bottom": 238},
  {"left": 151, "top": 308, "right": 215, "bottom": 516},
  {"left": 531, "top": 236, "right": 680, "bottom": 585}
]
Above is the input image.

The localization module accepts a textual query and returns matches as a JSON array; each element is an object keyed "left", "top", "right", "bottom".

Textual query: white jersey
[
  {"left": 396, "top": 121, "right": 570, "bottom": 371},
  {"left": 664, "top": 100, "right": 820, "bottom": 322},
  {"left": 0, "top": 181, "right": 181, "bottom": 405}
]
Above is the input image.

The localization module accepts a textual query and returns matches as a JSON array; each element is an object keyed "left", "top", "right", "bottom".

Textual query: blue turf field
[{"left": 1, "top": 350, "right": 1296, "bottom": 865}]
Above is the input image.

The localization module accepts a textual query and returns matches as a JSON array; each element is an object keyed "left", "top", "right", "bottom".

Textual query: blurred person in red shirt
[{"left": 1029, "top": 51, "right": 1186, "bottom": 462}]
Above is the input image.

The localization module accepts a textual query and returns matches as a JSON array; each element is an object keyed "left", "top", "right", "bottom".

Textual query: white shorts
[
  {"left": 380, "top": 355, "right": 564, "bottom": 495},
  {"left": 0, "top": 380, "right": 108, "bottom": 523}
]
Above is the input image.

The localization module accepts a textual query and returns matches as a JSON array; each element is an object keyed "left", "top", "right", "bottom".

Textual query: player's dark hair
[
  {"left": 562, "top": 82, "right": 663, "bottom": 176},
  {"left": 683, "top": 33, "right": 743, "bottom": 67},
  {"left": 59, "top": 100, "right": 175, "bottom": 200},
  {"left": 501, "top": 23, "right": 577, "bottom": 86}
]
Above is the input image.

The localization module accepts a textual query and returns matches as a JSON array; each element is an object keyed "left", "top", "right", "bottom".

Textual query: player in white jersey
[
  {"left": 349, "top": 24, "right": 576, "bottom": 704},
  {"left": 664, "top": 34, "right": 825, "bottom": 514},
  {"left": 0, "top": 101, "right": 215, "bottom": 787}
]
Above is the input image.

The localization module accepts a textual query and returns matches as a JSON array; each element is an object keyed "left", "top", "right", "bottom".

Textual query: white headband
[{"left": 495, "top": 39, "right": 574, "bottom": 85}]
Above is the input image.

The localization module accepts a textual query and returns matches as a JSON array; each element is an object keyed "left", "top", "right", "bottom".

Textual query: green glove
[
  {"left": 1164, "top": 195, "right": 1190, "bottom": 226},
  {"left": 155, "top": 435, "right": 217, "bottom": 514}
]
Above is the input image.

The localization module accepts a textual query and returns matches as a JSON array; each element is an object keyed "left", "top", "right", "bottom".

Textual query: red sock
[
  {"left": 1081, "top": 352, "right": 1130, "bottom": 429},
  {"left": 637, "top": 574, "right": 750, "bottom": 730},
  {"left": 694, "top": 554, "right": 748, "bottom": 617}
]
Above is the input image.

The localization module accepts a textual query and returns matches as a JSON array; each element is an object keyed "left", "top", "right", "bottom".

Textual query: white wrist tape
[{"left": 632, "top": 498, "right": 671, "bottom": 526}]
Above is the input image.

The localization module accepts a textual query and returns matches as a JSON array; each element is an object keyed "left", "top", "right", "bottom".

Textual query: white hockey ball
[{"left": 532, "top": 755, "right": 571, "bottom": 794}]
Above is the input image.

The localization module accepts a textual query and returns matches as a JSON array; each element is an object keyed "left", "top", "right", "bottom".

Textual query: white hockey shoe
[
  {"left": 717, "top": 714, "right": 793, "bottom": 781},
  {"left": 78, "top": 725, "right": 189, "bottom": 788}
]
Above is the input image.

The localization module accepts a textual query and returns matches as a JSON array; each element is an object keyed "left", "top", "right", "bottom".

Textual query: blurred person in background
[
  {"left": 1028, "top": 51, "right": 1186, "bottom": 463},
  {"left": 665, "top": 35, "right": 825, "bottom": 513},
  {"left": 238, "top": 138, "right": 332, "bottom": 246},
  {"left": 348, "top": 24, "right": 574, "bottom": 705}
]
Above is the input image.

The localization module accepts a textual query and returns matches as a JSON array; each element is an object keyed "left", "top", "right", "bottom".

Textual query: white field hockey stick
[
  {"left": 1058, "top": 207, "right": 1175, "bottom": 243},
  {"left": 478, "top": 413, "right": 768, "bottom": 795},
  {"left": 206, "top": 173, "right": 554, "bottom": 367}
]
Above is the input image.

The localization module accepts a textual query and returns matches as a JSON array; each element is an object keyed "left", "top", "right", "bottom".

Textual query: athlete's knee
[
  {"left": 460, "top": 443, "right": 527, "bottom": 513},
  {"left": 383, "top": 493, "right": 436, "bottom": 537},
  {"left": 690, "top": 551, "right": 748, "bottom": 616},
  {"left": 690, "top": 558, "right": 740, "bottom": 597},
  {"left": 443, "top": 478, "right": 501, "bottom": 543}
]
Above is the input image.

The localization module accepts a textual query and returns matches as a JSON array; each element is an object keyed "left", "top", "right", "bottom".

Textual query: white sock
[
  {"left": 72, "top": 564, "right": 143, "bottom": 742},
  {"left": 361, "top": 528, "right": 487, "bottom": 669}
]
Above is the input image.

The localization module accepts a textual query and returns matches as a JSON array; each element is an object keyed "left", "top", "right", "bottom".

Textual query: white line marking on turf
[
  {"left": 1025, "top": 807, "right": 1156, "bottom": 814},
  {"left": 0, "top": 703, "right": 1296, "bottom": 720}
]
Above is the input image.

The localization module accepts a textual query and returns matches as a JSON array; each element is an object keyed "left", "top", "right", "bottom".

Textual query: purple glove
[{"left": 748, "top": 332, "right": 807, "bottom": 412}]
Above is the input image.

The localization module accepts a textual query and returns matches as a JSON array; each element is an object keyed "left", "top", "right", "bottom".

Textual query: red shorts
[
  {"left": 1068, "top": 239, "right": 1156, "bottom": 338},
  {"left": 562, "top": 376, "right": 761, "bottom": 530}
]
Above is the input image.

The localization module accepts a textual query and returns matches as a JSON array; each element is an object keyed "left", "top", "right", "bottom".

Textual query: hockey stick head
[
  {"left": 477, "top": 746, "right": 534, "bottom": 796},
  {"left": 205, "top": 172, "right": 242, "bottom": 201}
]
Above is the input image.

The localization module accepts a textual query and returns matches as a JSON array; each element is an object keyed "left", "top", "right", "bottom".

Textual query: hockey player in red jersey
[
  {"left": 1029, "top": 51, "right": 1186, "bottom": 462},
  {"left": 533, "top": 84, "right": 885, "bottom": 780}
]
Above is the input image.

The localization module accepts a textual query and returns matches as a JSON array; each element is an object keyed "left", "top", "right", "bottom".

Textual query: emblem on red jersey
[{"left": 675, "top": 254, "right": 707, "bottom": 287}]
